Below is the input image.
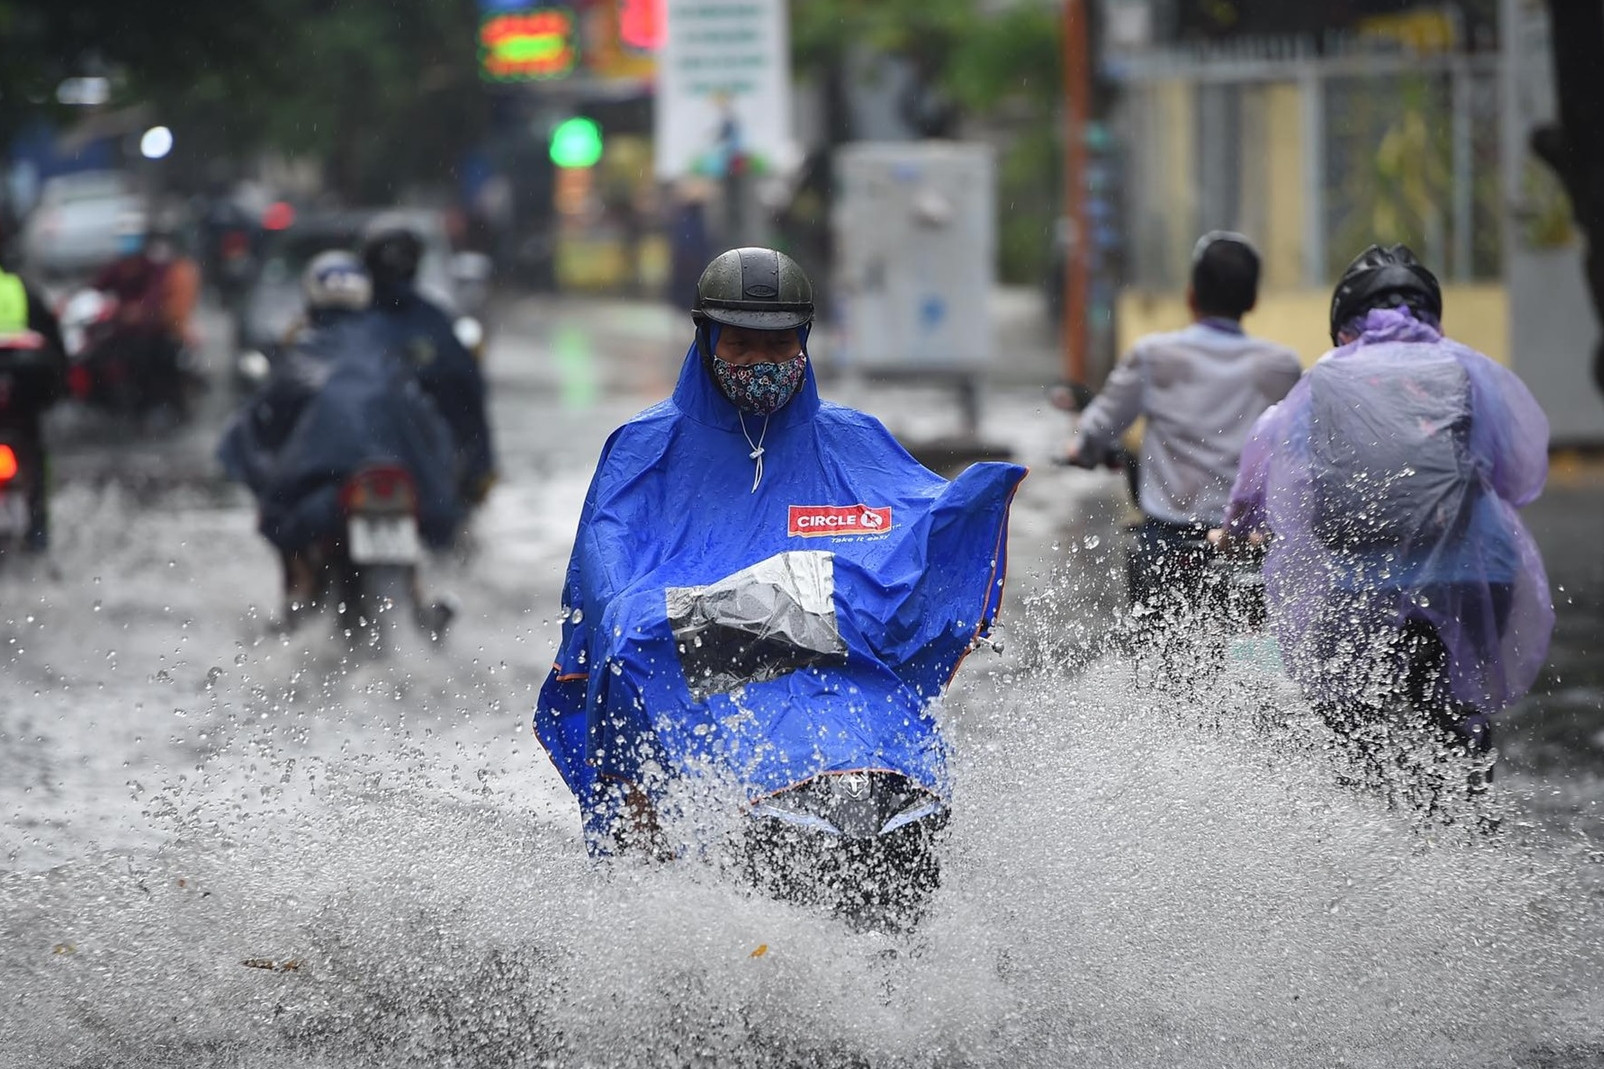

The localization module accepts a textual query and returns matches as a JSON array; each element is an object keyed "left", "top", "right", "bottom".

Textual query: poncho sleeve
[
  {"left": 1075, "top": 343, "right": 1147, "bottom": 451},
  {"left": 1459, "top": 348, "right": 1549, "bottom": 507},
  {"left": 534, "top": 430, "right": 622, "bottom": 797},
  {"left": 1223, "top": 383, "right": 1304, "bottom": 535}
]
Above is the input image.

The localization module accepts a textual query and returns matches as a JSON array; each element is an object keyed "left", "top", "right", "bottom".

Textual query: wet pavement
[{"left": 2, "top": 291, "right": 1603, "bottom": 1068}]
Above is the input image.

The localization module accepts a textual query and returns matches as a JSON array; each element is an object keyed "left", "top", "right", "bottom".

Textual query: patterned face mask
[{"left": 711, "top": 354, "right": 807, "bottom": 415}]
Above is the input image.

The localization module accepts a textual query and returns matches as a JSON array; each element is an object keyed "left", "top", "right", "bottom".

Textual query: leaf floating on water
[
  {"left": 242, "top": 957, "right": 302, "bottom": 972},
  {"left": 52, "top": 943, "right": 76, "bottom": 955},
  {"left": 749, "top": 944, "right": 769, "bottom": 959}
]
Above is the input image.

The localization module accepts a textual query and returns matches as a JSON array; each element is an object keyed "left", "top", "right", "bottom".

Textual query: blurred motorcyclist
[
  {"left": 0, "top": 252, "right": 68, "bottom": 550},
  {"left": 89, "top": 224, "right": 200, "bottom": 413},
  {"left": 360, "top": 215, "right": 497, "bottom": 510},
  {"left": 217, "top": 251, "right": 462, "bottom": 626},
  {"left": 1065, "top": 232, "right": 1300, "bottom": 625},
  {"left": 1216, "top": 245, "right": 1553, "bottom": 785},
  {"left": 198, "top": 185, "right": 260, "bottom": 339}
]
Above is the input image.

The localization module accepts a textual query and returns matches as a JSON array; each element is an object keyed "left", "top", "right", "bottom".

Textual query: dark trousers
[
  {"left": 1126, "top": 517, "right": 1214, "bottom": 622},
  {"left": 1310, "top": 587, "right": 1513, "bottom": 819}
]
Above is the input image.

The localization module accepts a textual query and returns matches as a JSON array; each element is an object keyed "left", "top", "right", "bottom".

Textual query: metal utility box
[{"left": 831, "top": 142, "right": 995, "bottom": 372}]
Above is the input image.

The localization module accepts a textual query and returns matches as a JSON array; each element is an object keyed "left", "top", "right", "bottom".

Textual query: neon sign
[
  {"left": 618, "top": 0, "right": 662, "bottom": 53},
  {"left": 479, "top": 8, "right": 578, "bottom": 82}
]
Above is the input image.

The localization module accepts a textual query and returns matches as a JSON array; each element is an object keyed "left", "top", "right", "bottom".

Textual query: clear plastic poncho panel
[{"left": 1229, "top": 308, "right": 1553, "bottom": 713}]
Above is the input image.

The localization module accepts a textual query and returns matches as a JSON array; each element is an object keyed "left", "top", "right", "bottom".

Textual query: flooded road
[{"left": 2, "top": 295, "right": 1602, "bottom": 1068}]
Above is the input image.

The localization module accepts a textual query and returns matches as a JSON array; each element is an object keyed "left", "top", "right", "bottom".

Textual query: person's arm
[
  {"left": 24, "top": 287, "right": 64, "bottom": 359},
  {"left": 161, "top": 258, "right": 201, "bottom": 338},
  {"left": 1218, "top": 393, "right": 1292, "bottom": 539},
  {"left": 1462, "top": 351, "right": 1549, "bottom": 507},
  {"left": 23, "top": 285, "right": 68, "bottom": 404},
  {"left": 1262, "top": 348, "right": 1303, "bottom": 405},
  {"left": 1069, "top": 346, "right": 1146, "bottom": 457}
]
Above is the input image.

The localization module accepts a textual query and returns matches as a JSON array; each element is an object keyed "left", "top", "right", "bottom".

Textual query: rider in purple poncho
[{"left": 1219, "top": 245, "right": 1553, "bottom": 761}]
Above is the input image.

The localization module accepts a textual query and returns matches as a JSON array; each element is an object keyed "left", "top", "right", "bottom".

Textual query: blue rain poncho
[
  {"left": 369, "top": 283, "right": 496, "bottom": 498},
  {"left": 1223, "top": 307, "right": 1553, "bottom": 713},
  {"left": 535, "top": 330, "right": 1025, "bottom": 849}
]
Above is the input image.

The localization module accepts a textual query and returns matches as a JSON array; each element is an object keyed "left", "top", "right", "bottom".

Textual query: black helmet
[
  {"left": 361, "top": 214, "right": 424, "bottom": 288},
  {"left": 1329, "top": 243, "right": 1442, "bottom": 343},
  {"left": 694, "top": 247, "right": 814, "bottom": 331}
]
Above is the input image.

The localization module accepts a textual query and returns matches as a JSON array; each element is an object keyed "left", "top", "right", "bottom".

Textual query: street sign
[{"left": 653, "top": 0, "right": 793, "bottom": 180}]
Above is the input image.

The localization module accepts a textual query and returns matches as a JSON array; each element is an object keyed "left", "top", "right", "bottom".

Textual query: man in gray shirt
[{"left": 1066, "top": 232, "right": 1301, "bottom": 623}]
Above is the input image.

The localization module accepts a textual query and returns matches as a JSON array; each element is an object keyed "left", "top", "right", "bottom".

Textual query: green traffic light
[{"left": 550, "top": 117, "right": 603, "bottom": 169}]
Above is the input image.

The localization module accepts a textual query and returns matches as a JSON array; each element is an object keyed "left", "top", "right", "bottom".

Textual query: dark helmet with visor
[
  {"left": 1329, "top": 243, "right": 1442, "bottom": 343},
  {"left": 361, "top": 213, "right": 425, "bottom": 289},
  {"left": 694, "top": 247, "right": 814, "bottom": 331}
]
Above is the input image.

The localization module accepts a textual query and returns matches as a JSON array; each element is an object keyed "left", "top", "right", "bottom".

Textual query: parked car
[{"left": 21, "top": 172, "right": 146, "bottom": 279}]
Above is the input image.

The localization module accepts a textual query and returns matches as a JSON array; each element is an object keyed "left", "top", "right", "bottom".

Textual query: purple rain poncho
[{"left": 1222, "top": 308, "right": 1553, "bottom": 714}]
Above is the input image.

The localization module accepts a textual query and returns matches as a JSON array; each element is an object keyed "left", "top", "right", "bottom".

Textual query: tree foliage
[
  {"left": 791, "top": 0, "right": 1065, "bottom": 282},
  {"left": 1, "top": 0, "right": 489, "bottom": 202},
  {"left": 793, "top": 0, "right": 1061, "bottom": 126}
]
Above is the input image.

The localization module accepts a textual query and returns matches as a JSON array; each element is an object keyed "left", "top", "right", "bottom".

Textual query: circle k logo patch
[{"left": 788, "top": 504, "right": 893, "bottom": 537}]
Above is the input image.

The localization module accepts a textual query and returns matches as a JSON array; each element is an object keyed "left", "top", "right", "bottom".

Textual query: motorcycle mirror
[
  {"left": 239, "top": 350, "right": 271, "bottom": 386},
  {"left": 63, "top": 289, "right": 109, "bottom": 324},
  {"left": 452, "top": 316, "right": 485, "bottom": 353}
]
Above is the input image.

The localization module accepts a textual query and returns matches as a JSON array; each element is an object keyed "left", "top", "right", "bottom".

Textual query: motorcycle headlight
[
  {"left": 452, "top": 316, "right": 485, "bottom": 354},
  {"left": 751, "top": 793, "right": 842, "bottom": 835},
  {"left": 879, "top": 795, "right": 945, "bottom": 836}
]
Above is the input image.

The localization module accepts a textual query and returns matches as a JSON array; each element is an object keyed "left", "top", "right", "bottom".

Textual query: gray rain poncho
[{"left": 1223, "top": 307, "right": 1553, "bottom": 714}]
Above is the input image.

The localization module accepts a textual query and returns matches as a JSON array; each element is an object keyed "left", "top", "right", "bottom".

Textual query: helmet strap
[{"left": 695, "top": 319, "right": 719, "bottom": 368}]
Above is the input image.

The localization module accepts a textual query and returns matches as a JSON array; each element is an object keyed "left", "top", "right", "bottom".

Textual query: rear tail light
[
  {"left": 262, "top": 201, "right": 295, "bottom": 231},
  {"left": 0, "top": 444, "right": 17, "bottom": 483},
  {"left": 339, "top": 465, "right": 418, "bottom": 513},
  {"left": 67, "top": 365, "right": 92, "bottom": 400}
]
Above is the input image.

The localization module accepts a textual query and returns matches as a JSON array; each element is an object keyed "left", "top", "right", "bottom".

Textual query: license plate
[
  {"left": 348, "top": 515, "right": 420, "bottom": 564},
  {"left": 0, "top": 492, "right": 27, "bottom": 535}
]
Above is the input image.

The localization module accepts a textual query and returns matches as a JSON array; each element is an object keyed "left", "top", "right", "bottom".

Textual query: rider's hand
[
  {"left": 467, "top": 471, "right": 498, "bottom": 506},
  {"left": 1210, "top": 526, "right": 1265, "bottom": 555},
  {"left": 1055, "top": 440, "right": 1098, "bottom": 469}
]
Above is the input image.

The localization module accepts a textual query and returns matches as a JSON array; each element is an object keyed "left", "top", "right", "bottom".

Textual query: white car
[{"left": 21, "top": 171, "right": 146, "bottom": 278}]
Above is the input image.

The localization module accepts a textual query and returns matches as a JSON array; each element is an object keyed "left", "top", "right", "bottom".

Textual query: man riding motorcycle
[
  {"left": 0, "top": 258, "right": 67, "bottom": 551},
  {"left": 1064, "top": 232, "right": 1300, "bottom": 629},
  {"left": 533, "top": 248, "right": 1026, "bottom": 885},
  {"left": 361, "top": 216, "right": 497, "bottom": 511},
  {"left": 1215, "top": 245, "right": 1553, "bottom": 801},
  {"left": 217, "top": 251, "right": 462, "bottom": 630},
  {"left": 88, "top": 226, "right": 200, "bottom": 416}
]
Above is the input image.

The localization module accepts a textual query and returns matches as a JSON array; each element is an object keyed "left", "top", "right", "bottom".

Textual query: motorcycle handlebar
[{"left": 1052, "top": 444, "right": 1133, "bottom": 471}]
